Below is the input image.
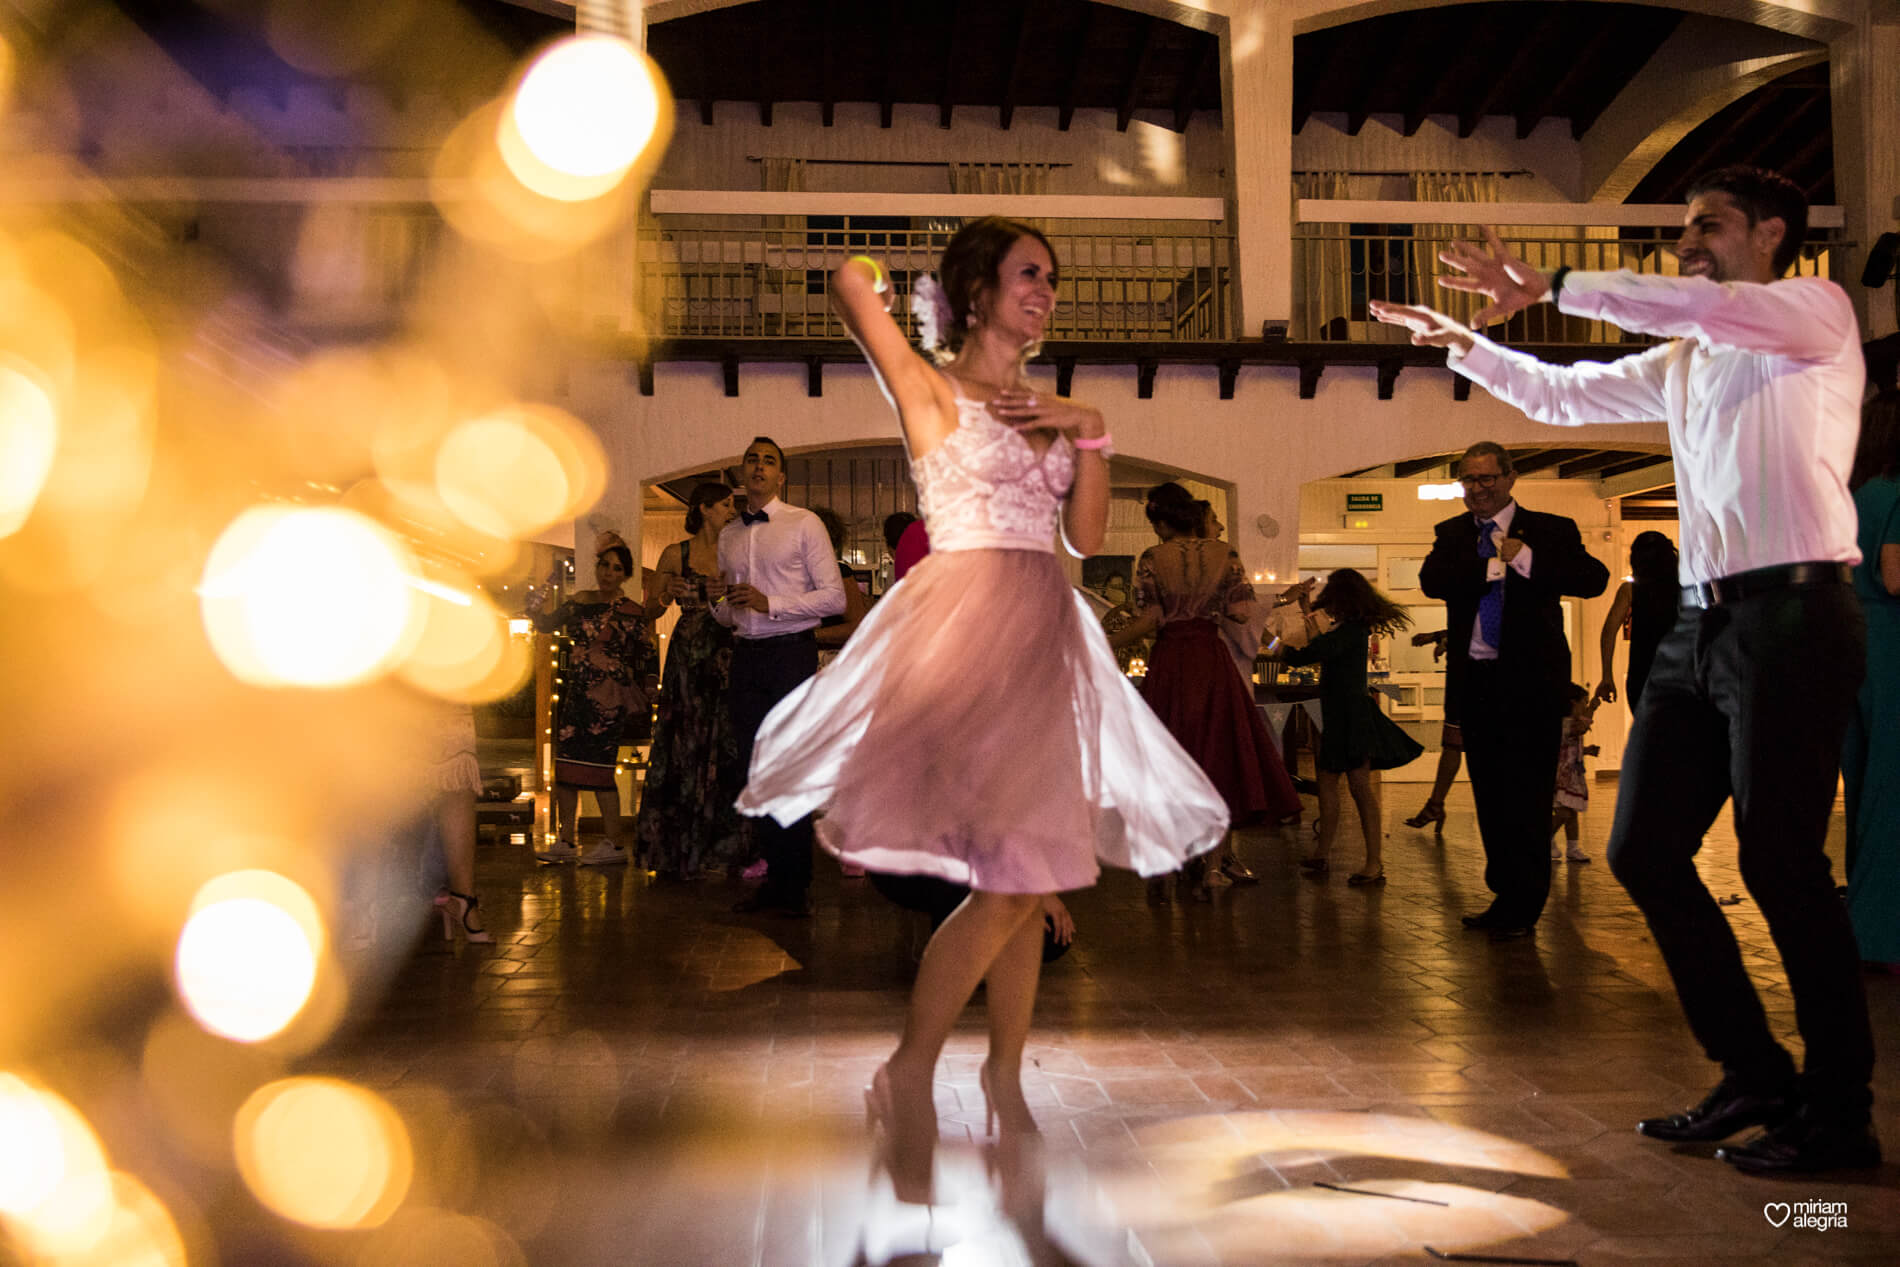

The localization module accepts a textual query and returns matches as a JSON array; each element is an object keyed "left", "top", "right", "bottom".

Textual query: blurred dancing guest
[
  {"left": 740, "top": 219, "right": 1227, "bottom": 1201},
  {"left": 426, "top": 699, "right": 491, "bottom": 943},
  {"left": 637, "top": 482, "right": 745, "bottom": 880},
  {"left": 1402, "top": 629, "right": 1461, "bottom": 833},
  {"left": 529, "top": 533, "right": 665, "bottom": 866},
  {"left": 714, "top": 437, "right": 846, "bottom": 917},
  {"left": 1372, "top": 166, "right": 1877, "bottom": 1172},
  {"left": 1844, "top": 392, "right": 1900, "bottom": 967},
  {"left": 813, "top": 507, "right": 872, "bottom": 655},
  {"left": 1111, "top": 482, "right": 1297, "bottom": 900},
  {"left": 885, "top": 510, "right": 930, "bottom": 582},
  {"left": 1284, "top": 569, "right": 1423, "bottom": 886},
  {"left": 1595, "top": 531, "right": 1681, "bottom": 711}
]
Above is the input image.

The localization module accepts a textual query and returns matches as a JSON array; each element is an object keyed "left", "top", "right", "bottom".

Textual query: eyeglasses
[{"left": 1459, "top": 473, "right": 1505, "bottom": 488}]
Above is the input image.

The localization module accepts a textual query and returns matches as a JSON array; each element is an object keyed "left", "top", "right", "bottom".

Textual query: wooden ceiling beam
[
  {"left": 939, "top": 5, "right": 962, "bottom": 129},
  {"left": 1292, "top": 32, "right": 1349, "bottom": 133},
  {"left": 1394, "top": 454, "right": 1452, "bottom": 478},
  {"left": 818, "top": 0, "right": 834, "bottom": 128},
  {"left": 1513, "top": 24, "right": 1620, "bottom": 141},
  {"left": 1557, "top": 450, "right": 1632, "bottom": 478},
  {"left": 1173, "top": 32, "right": 1218, "bottom": 133},
  {"left": 1458, "top": 8, "right": 1567, "bottom": 138},
  {"left": 880, "top": 2, "right": 899, "bottom": 128},
  {"left": 1117, "top": 15, "right": 1162, "bottom": 132},
  {"left": 1060, "top": 4, "right": 1095, "bottom": 131},
  {"left": 754, "top": 3, "right": 774, "bottom": 127},
  {"left": 999, "top": 0, "right": 1041, "bottom": 131},
  {"left": 1511, "top": 447, "right": 1593, "bottom": 474},
  {"left": 1594, "top": 454, "right": 1671, "bottom": 480},
  {"left": 1734, "top": 91, "right": 1824, "bottom": 171}
]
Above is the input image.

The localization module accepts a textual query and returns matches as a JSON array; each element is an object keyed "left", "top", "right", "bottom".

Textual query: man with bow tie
[
  {"left": 712, "top": 435, "right": 845, "bottom": 917},
  {"left": 1420, "top": 441, "right": 1608, "bottom": 942}
]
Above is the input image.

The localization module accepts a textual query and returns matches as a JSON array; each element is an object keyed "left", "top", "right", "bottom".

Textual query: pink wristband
[{"left": 1073, "top": 432, "right": 1113, "bottom": 451}]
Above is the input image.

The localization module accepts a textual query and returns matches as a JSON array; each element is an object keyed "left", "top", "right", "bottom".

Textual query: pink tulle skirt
[{"left": 736, "top": 548, "right": 1230, "bottom": 893}]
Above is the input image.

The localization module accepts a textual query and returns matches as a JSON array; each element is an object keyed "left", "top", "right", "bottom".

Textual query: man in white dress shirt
[
  {"left": 711, "top": 436, "right": 845, "bottom": 917},
  {"left": 1372, "top": 166, "right": 1877, "bottom": 1175}
]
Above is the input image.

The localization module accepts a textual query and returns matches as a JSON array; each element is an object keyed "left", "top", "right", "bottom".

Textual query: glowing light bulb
[
  {"left": 174, "top": 871, "right": 324, "bottom": 1043},
  {"left": 0, "top": 1074, "right": 114, "bottom": 1255},
  {"left": 199, "top": 507, "right": 418, "bottom": 688},
  {"left": 0, "top": 363, "right": 58, "bottom": 538},
  {"left": 500, "top": 34, "right": 663, "bottom": 201}
]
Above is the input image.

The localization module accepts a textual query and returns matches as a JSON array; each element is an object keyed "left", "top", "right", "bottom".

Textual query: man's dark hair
[
  {"left": 748, "top": 436, "right": 786, "bottom": 467},
  {"left": 1685, "top": 165, "right": 1808, "bottom": 276},
  {"left": 882, "top": 511, "right": 918, "bottom": 552},
  {"left": 1460, "top": 441, "right": 1515, "bottom": 476}
]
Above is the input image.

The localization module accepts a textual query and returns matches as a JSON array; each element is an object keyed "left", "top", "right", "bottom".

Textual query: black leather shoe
[
  {"left": 1460, "top": 910, "right": 1500, "bottom": 930},
  {"left": 1636, "top": 1078, "right": 1797, "bottom": 1142},
  {"left": 1716, "top": 1109, "right": 1881, "bottom": 1174},
  {"left": 1488, "top": 924, "right": 1534, "bottom": 941}
]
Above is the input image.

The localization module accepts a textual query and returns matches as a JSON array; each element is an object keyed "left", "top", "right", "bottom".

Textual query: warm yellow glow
[
  {"left": 199, "top": 506, "right": 420, "bottom": 688},
  {"left": 54, "top": 1173, "right": 188, "bottom": 1267},
  {"left": 234, "top": 1078, "right": 412, "bottom": 1229},
  {"left": 397, "top": 578, "right": 530, "bottom": 702},
  {"left": 500, "top": 34, "right": 662, "bottom": 201},
  {"left": 0, "top": 362, "right": 58, "bottom": 538},
  {"left": 433, "top": 404, "right": 606, "bottom": 542},
  {"left": 174, "top": 871, "right": 325, "bottom": 1043},
  {"left": 0, "top": 1074, "right": 114, "bottom": 1254}
]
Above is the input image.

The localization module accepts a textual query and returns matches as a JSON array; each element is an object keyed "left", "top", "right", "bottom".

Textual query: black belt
[
  {"left": 737, "top": 628, "right": 815, "bottom": 646},
  {"left": 1680, "top": 561, "right": 1853, "bottom": 610}
]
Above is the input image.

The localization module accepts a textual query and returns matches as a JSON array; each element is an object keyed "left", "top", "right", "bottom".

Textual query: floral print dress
[{"left": 532, "top": 596, "right": 653, "bottom": 789}]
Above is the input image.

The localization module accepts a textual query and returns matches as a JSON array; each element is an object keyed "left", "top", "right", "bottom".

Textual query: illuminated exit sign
[{"left": 1345, "top": 493, "right": 1383, "bottom": 512}]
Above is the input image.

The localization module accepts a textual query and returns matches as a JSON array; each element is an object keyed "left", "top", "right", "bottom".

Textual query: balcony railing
[
  {"left": 636, "top": 220, "right": 1237, "bottom": 342},
  {"left": 1291, "top": 225, "right": 1844, "bottom": 345}
]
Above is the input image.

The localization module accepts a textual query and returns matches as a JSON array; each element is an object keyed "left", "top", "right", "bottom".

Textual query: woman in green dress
[
  {"left": 637, "top": 483, "right": 747, "bottom": 879},
  {"left": 1283, "top": 568, "right": 1423, "bottom": 886},
  {"left": 1845, "top": 393, "right": 1900, "bottom": 968}
]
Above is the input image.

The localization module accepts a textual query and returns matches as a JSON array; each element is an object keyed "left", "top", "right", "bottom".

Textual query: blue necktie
[
  {"left": 740, "top": 509, "right": 770, "bottom": 526},
  {"left": 1475, "top": 519, "right": 1504, "bottom": 648}
]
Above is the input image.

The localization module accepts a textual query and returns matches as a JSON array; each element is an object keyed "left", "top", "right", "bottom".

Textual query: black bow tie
[{"left": 741, "top": 509, "right": 770, "bottom": 526}]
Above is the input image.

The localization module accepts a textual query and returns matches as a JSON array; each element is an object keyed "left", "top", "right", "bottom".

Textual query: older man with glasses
[{"left": 1417, "top": 442, "right": 1609, "bottom": 943}]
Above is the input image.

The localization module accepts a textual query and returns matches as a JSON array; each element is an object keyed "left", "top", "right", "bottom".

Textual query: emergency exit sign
[{"left": 1346, "top": 493, "right": 1384, "bottom": 512}]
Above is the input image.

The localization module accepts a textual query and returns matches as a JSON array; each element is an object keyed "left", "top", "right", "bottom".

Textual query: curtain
[
  {"left": 1410, "top": 171, "right": 1501, "bottom": 332},
  {"left": 1294, "top": 171, "right": 1350, "bottom": 339},
  {"left": 947, "top": 162, "right": 1053, "bottom": 196}
]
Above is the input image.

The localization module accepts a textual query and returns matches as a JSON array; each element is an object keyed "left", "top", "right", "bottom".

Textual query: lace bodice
[{"left": 911, "top": 390, "right": 1075, "bottom": 553}]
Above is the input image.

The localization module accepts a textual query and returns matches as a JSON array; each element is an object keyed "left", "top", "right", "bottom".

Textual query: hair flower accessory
[{"left": 910, "top": 273, "right": 954, "bottom": 356}]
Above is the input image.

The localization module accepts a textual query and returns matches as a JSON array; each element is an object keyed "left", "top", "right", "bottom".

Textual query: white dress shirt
[
  {"left": 712, "top": 496, "right": 846, "bottom": 638},
  {"left": 1447, "top": 270, "right": 1864, "bottom": 585},
  {"left": 1466, "top": 500, "right": 1534, "bottom": 661}
]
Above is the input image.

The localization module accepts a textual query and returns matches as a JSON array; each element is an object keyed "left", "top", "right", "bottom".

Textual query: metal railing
[
  {"left": 1291, "top": 225, "right": 1845, "bottom": 345},
  {"left": 636, "top": 220, "right": 1237, "bottom": 342}
]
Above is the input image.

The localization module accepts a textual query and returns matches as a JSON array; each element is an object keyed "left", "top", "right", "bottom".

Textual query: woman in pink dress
[{"left": 738, "top": 218, "right": 1228, "bottom": 1202}]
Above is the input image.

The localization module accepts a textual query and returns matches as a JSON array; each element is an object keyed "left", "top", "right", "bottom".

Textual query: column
[{"left": 1222, "top": 4, "right": 1293, "bottom": 339}]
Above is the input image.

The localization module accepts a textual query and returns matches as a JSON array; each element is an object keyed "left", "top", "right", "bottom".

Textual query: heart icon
[{"left": 1763, "top": 1202, "right": 1792, "bottom": 1227}]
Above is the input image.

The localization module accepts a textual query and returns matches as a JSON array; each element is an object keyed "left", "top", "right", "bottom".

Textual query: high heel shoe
[
  {"left": 1404, "top": 800, "right": 1447, "bottom": 830},
  {"left": 435, "top": 890, "right": 494, "bottom": 944},
  {"left": 1346, "top": 870, "right": 1386, "bottom": 888},
  {"left": 1219, "top": 853, "right": 1260, "bottom": 885},
  {"left": 1298, "top": 854, "right": 1329, "bottom": 874},
  {"left": 865, "top": 1063, "right": 934, "bottom": 1204}
]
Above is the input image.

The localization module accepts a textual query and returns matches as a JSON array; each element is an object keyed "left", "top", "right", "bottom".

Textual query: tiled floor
[{"left": 311, "top": 783, "right": 1899, "bottom": 1265}]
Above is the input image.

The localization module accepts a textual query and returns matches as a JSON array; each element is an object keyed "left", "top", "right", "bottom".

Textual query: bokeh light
[
  {"left": 396, "top": 576, "right": 530, "bottom": 702},
  {"left": 199, "top": 505, "right": 420, "bottom": 689},
  {"left": 0, "top": 362, "right": 59, "bottom": 538},
  {"left": 434, "top": 404, "right": 604, "bottom": 540},
  {"left": 0, "top": 1073, "right": 114, "bottom": 1255},
  {"left": 234, "top": 1077, "right": 413, "bottom": 1230},
  {"left": 174, "top": 870, "right": 325, "bottom": 1043},
  {"left": 499, "top": 34, "right": 662, "bottom": 201}
]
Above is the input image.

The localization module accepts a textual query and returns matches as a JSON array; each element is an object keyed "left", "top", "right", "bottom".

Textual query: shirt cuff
[{"left": 1509, "top": 544, "right": 1534, "bottom": 577}]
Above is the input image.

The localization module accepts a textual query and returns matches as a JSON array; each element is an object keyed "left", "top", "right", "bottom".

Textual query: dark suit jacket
[{"left": 1420, "top": 504, "right": 1610, "bottom": 715}]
